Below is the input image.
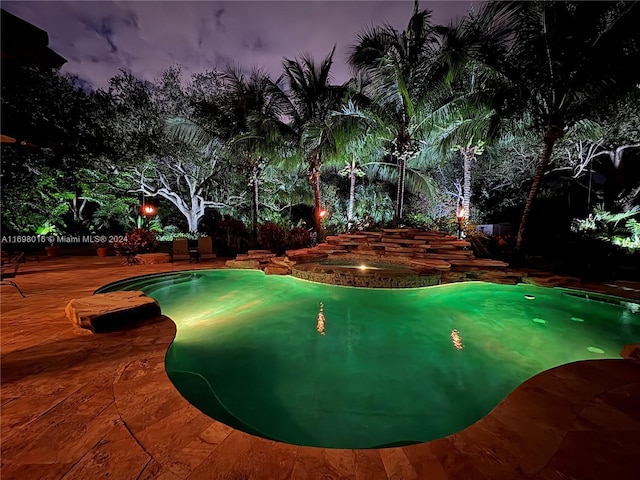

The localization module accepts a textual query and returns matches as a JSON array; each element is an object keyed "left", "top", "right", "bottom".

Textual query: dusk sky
[{"left": 3, "top": 1, "right": 477, "bottom": 90}]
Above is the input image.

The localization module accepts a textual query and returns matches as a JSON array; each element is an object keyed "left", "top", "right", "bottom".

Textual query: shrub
[
  {"left": 112, "top": 228, "right": 158, "bottom": 257},
  {"left": 213, "top": 215, "right": 250, "bottom": 256},
  {"left": 572, "top": 206, "right": 640, "bottom": 252},
  {"left": 155, "top": 226, "right": 200, "bottom": 242},
  {"left": 259, "top": 222, "right": 288, "bottom": 255},
  {"left": 259, "top": 223, "right": 313, "bottom": 254},
  {"left": 287, "top": 226, "right": 312, "bottom": 250},
  {"left": 401, "top": 212, "right": 432, "bottom": 229},
  {"left": 554, "top": 233, "right": 624, "bottom": 281}
]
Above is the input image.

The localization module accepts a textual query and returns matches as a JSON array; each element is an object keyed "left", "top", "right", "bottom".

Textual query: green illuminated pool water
[{"left": 99, "top": 270, "right": 640, "bottom": 449}]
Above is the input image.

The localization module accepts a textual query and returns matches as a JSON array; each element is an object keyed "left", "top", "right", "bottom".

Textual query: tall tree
[
  {"left": 333, "top": 100, "right": 437, "bottom": 228},
  {"left": 324, "top": 101, "right": 382, "bottom": 230},
  {"left": 221, "top": 66, "right": 297, "bottom": 243},
  {"left": 282, "top": 47, "right": 348, "bottom": 239},
  {"left": 452, "top": 1, "right": 640, "bottom": 251},
  {"left": 428, "top": 85, "right": 497, "bottom": 221},
  {"left": 1, "top": 66, "right": 119, "bottom": 234},
  {"left": 349, "top": 1, "right": 444, "bottom": 224},
  {"left": 165, "top": 66, "right": 295, "bottom": 237},
  {"left": 135, "top": 133, "right": 243, "bottom": 232},
  {"left": 108, "top": 69, "right": 244, "bottom": 232}
]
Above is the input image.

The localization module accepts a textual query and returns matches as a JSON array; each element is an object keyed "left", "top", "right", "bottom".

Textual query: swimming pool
[{"left": 98, "top": 269, "right": 640, "bottom": 449}]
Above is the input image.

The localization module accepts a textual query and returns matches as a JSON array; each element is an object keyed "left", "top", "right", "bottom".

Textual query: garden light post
[{"left": 456, "top": 206, "right": 465, "bottom": 240}]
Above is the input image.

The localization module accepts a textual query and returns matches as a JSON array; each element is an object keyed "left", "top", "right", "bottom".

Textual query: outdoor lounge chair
[
  {"left": 172, "top": 237, "right": 189, "bottom": 262},
  {"left": 198, "top": 236, "right": 216, "bottom": 260},
  {"left": 1, "top": 252, "right": 26, "bottom": 297}
]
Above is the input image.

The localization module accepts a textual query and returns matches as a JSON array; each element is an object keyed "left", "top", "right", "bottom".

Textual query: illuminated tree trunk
[
  {"left": 515, "top": 126, "right": 564, "bottom": 251},
  {"left": 251, "top": 159, "right": 260, "bottom": 245},
  {"left": 308, "top": 151, "right": 323, "bottom": 241},
  {"left": 395, "top": 154, "right": 406, "bottom": 226},
  {"left": 461, "top": 147, "right": 474, "bottom": 221},
  {"left": 185, "top": 208, "right": 200, "bottom": 233},
  {"left": 347, "top": 168, "right": 356, "bottom": 231},
  {"left": 139, "top": 170, "right": 244, "bottom": 233}
]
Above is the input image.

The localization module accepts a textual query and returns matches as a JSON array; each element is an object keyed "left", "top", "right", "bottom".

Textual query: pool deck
[{"left": 1, "top": 256, "right": 639, "bottom": 480}]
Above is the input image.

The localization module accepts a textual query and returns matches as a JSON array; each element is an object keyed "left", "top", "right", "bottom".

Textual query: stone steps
[
  {"left": 225, "top": 259, "right": 261, "bottom": 269},
  {"left": 311, "top": 229, "right": 472, "bottom": 259},
  {"left": 415, "top": 252, "right": 474, "bottom": 259},
  {"left": 384, "top": 247, "right": 428, "bottom": 254},
  {"left": 414, "top": 232, "right": 450, "bottom": 239},
  {"left": 236, "top": 251, "right": 276, "bottom": 260},
  {"left": 285, "top": 252, "right": 329, "bottom": 263},
  {"left": 381, "top": 238, "right": 427, "bottom": 245},
  {"left": 449, "top": 258, "right": 509, "bottom": 269},
  {"left": 264, "top": 265, "right": 291, "bottom": 275},
  {"left": 228, "top": 229, "right": 517, "bottom": 281},
  {"left": 409, "top": 258, "right": 452, "bottom": 271}
]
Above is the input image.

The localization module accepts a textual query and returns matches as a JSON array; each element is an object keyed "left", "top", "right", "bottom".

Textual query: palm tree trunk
[
  {"left": 310, "top": 152, "right": 323, "bottom": 241},
  {"left": 462, "top": 148, "right": 473, "bottom": 221},
  {"left": 251, "top": 163, "right": 259, "bottom": 246},
  {"left": 347, "top": 171, "right": 356, "bottom": 231},
  {"left": 515, "top": 127, "right": 564, "bottom": 252},
  {"left": 395, "top": 154, "right": 406, "bottom": 226}
]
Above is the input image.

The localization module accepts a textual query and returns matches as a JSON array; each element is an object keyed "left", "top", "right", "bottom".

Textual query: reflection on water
[
  {"left": 450, "top": 329, "right": 464, "bottom": 350},
  {"left": 317, "top": 301, "right": 326, "bottom": 335}
]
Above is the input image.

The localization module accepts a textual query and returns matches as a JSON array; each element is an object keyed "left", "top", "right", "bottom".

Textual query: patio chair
[
  {"left": 198, "top": 236, "right": 216, "bottom": 261},
  {"left": 172, "top": 237, "right": 189, "bottom": 262},
  {"left": 1, "top": 252, "right": 26, "bottom": 297}
]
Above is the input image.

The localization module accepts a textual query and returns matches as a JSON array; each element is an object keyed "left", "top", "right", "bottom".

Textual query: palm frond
[
  {"left": 564, "top": 119, "right": 604, "bottom": 142},
  {"left": 404, "top": 169, "right": 437, "bottom": 198},
  {"left": 165, "top": 117, "right": 214, "bottom": 148}
]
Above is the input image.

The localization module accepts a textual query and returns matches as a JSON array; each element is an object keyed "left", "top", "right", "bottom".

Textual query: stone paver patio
[{"left": 1, "top": 255, "right": 639, "bottom": 479}]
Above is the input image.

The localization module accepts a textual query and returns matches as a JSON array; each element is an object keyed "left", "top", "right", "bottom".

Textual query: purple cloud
[{"left": 2, "top": 1, "right": 478, "bottom": 89}]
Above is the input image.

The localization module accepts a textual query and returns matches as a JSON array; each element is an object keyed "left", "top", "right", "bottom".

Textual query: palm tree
[
  {"left": 349, "top": 0, "right": 444, "bottom": 225},
  {"left": 282, "top": 47, "right": 348, "bottom": 239},
  {"left": 328, "top": 99, "right": 438, "bottom": 229},
  {"left": 452, "top": 1, "right": 640, "bottom": 251},
  {"left": 325, "top": 102, "right": 382, "bottom": 230},
  {"left": 222, "top": 66, "right": 297, "bottom": 242},
  {"left": 428, "top": 85, "right": 498, "bottom": 221},
  {"left": 338, "top": 99, "right": 440, "bottom": 227}
]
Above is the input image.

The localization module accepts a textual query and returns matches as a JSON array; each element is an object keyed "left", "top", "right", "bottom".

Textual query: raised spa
[
  {"left": 292, "top": 258, "right": 441, "bottom": 288},
  {"left": 98, "top": 269, "right": 640, "bottom": 449}
]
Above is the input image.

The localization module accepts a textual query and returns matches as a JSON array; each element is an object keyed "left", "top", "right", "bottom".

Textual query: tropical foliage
[
  {"left": 349, "top": 1, "right": 445, "bottom": 224},
  {"left": 448, "top": 0, "right": 640, "bottom": 250},
  {"left": 2, "top": 0, "right": 639, "bottom": 276}
]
